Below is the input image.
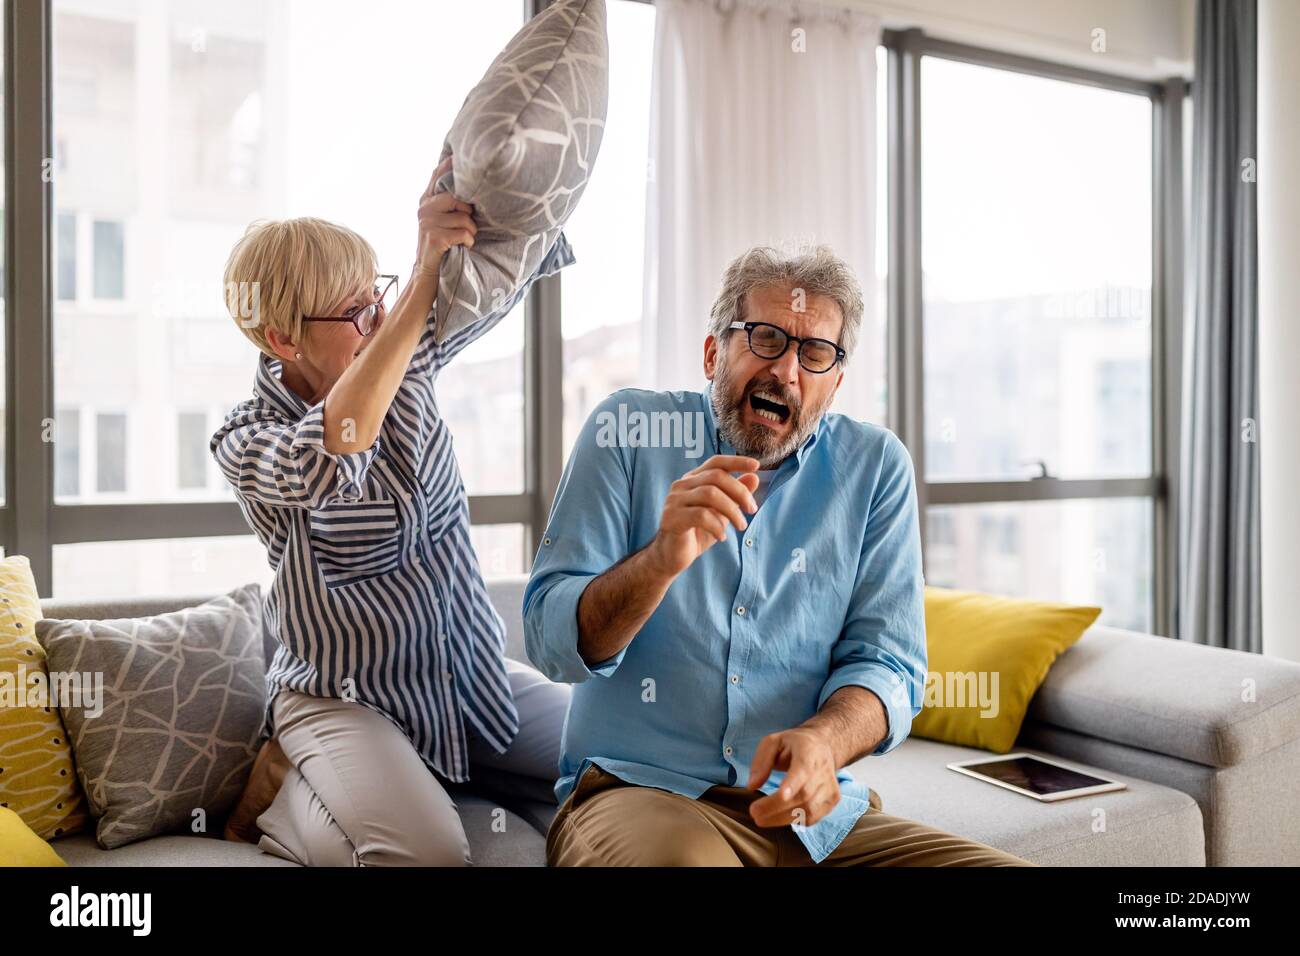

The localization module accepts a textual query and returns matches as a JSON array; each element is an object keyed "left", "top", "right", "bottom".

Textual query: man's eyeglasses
[
  {"left": 303, "top": 275, "right": 399, "bottom": 336},
  {"left": 728, "top": 320, "right": 845, "bottom": 374}
]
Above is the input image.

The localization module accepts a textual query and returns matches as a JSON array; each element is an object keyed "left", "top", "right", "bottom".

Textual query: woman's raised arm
[{"left": 321, "top": 156, "right": 475, "bottom": 455}]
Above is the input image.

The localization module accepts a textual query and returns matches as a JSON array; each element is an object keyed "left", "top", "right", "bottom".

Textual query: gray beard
[{"left": 711, "top": 356, "right": 827, "bottom": 468}]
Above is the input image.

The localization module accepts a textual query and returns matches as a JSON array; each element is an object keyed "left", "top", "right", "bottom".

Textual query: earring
[{"left": 294, "top": 352, "right": 302, "bottom": 360}]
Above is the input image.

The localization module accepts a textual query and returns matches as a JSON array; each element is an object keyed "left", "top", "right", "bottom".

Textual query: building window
[
  {"left": 95, "top": 412, "right": 127, "bottom": 493},
  {"left": 92, "top": 219, "right": 125, "bottom": 300},
  {"left": 55, "top": 408, "right": 81, "bottom": 498},
  {"left": 177, "top": 411, "right": 209, "bottom": 490},
  {"left": 57, "top": 211, "right": 76, "bottom": 301}
]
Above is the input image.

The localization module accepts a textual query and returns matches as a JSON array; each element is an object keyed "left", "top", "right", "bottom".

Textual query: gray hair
[{"left": 707, "top": 241, "right": 865, "bottom": 361}]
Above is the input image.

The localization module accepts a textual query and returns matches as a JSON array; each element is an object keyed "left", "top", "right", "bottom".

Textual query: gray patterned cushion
[
  {"left": 35, "top": 584, "right": 266, "bottom": 850},
  {"left": 433, "top": 0, "right": 608, "bottom": 342}
]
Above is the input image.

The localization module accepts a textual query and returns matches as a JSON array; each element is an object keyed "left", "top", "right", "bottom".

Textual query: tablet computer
[{"left": 947, "top": 753, "right": 1127, "bottom": 802}]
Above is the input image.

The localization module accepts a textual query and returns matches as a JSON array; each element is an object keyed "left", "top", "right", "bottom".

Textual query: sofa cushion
[
  {"left": 433, "top": 0, "right": 607, "bottom": 343},
  {"left": 911, "top": 587, "right": 1099, "bottom": 753},
  {"left": 0, "top": 805, "right": 68, "bottom": 866},
  {"left": 1028, "top": 624, "right": 1300, "bottom": 767},
  {"left": 0, "top": 555, "right": 90, "bottom": 841},
  {"left": 484, "top": 576, "right": 529, "bottom": 663},
  {"left": 51, "top": 831, "right": 298, "bottom": 867},
  {"left": 848, "top": 736, "right": 1205, "bottom": 866},
  {"left": 52, "top": 794, "right": 546, "bottom": 867},
  {"left": 36, "top": 584, "right": 266, "bottom": 850},
  {"left": 1017, "top": 718, "right": 1300, "bottom": 866}
]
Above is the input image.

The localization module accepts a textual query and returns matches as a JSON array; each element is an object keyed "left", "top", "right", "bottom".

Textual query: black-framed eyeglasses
[
  {"left": 303, "top": 274, "right": 398, "bottom": 336},
  {"left": 728, "top": 320, "right": 845, "bottom": 374}
]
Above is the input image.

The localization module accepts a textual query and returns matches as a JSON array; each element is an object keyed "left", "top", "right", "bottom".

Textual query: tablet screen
[{"left": 965, "top": 756, "right": 1112, "bottom": 795}]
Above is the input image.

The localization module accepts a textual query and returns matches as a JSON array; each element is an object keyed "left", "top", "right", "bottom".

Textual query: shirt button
[
  {"left": 543, "top": 536, "right": 552, "bottom": 546},
  {"left": 442, "top": 670, "right": 452, "bottom": 682},
  {"left": 724, "top": 746, "right": 734, "bottom": 757},
  {"left": 438, "top": 632, "right": 448, "bottom": 643},
  {"left": 744, "top": 538, "right": 754, "bottom": 548},
  {"left": 735, "top": 606, "right": 746, "bottom": 616},
  {"left": 730, "top": 674, "right": 740, "bottom": 685}
]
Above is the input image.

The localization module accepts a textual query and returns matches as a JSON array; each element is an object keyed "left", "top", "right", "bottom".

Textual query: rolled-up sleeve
[
  {"left": 211, "top": 398, "right": 382, "bottom": 510},
  {"left": 523, "top": 391, "right": 636, "bottom": 684},
  {"left": 818, "top": 432, "right": 927, "bottom": 756}
]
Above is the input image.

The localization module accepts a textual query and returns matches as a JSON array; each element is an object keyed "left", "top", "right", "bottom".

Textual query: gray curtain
[{"left": 1178, "top": 0, "right": 1259, "bottom": 651}]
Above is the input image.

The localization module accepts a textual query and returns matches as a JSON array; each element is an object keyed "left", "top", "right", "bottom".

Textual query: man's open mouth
[{"left": 749, "top": 389, "right": 791, "bottom": 425}]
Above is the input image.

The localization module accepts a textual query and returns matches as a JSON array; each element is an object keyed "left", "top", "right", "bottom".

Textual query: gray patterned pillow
[
  {"left": 433, "top": 0, "right": 608, "bottom": 342},
  {"left": 36, "top": 584, "right": 266, "bottom": 850}
]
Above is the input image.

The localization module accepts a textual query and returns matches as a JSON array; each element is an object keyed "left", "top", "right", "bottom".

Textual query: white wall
[{"left": 842, "top": 0, "right": 1194, "bottom": 79}]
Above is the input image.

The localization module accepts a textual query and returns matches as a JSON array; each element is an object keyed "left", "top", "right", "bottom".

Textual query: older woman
[{"left": 210, "top": 156, "right": 571, "bottom": 866}]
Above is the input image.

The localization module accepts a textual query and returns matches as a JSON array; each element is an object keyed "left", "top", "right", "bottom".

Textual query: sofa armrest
[{"left": 1027, "top": 625, "right": 1300, "bottom": 767}]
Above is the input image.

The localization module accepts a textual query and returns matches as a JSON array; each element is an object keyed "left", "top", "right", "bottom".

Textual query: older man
[{"left": 524, "top": 243, "right": 1035, "bottom": 866}]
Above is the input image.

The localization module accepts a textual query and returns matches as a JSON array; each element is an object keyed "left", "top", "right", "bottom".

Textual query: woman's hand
[{"left": 413, "top": 155, "right": 477, "bottom": 280}]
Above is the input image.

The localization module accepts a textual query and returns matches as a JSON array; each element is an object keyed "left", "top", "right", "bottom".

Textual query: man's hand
[
  {"left": 745, "top": 727, "right": 842, "bottom": 828},
  {"left": 645, "top": 454, "right": 760, "bottom": 577},
  {"left": 574, "top": 454, "right": 759, "bottom": 666}
]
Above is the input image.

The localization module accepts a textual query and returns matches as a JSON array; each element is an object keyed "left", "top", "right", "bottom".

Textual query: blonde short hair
[{"left": 222, "top": 217, "right": 378, "bottom": 358}]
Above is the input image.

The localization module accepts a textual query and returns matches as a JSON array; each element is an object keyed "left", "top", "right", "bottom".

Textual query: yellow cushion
[
  {"left": 910, "top": 586, "right": 1101, "bottom": 753},
  {"left": 0, "top": 555, "right": 89, "bottom": 840},
  {"left": 0, "top": 805, "right": 67, "bottom": 866}
]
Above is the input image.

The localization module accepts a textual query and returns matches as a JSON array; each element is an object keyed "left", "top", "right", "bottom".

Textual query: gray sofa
[{"left": 42, "top": 577, "right": 1300, "bottom": 867}]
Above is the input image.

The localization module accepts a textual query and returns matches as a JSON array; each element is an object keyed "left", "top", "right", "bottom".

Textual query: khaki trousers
[{"left": 547, "top": 765, "right": 1038, "bottom": 867}]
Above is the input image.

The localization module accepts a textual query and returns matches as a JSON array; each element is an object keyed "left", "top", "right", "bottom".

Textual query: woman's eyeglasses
[
  {"left": 303, "top": 275, "right": 399, "bottom": 337},
  {"left": 728, "top": 320, "right": 845, "bottom": 374}
]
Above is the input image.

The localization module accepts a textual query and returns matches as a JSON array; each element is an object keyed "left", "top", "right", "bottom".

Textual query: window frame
[
  {"left": 2, "top": 0, "right": 549, "bottom": 591},
  {"left": 883, "top": 27, "right": 1186, "bottom": 635}
]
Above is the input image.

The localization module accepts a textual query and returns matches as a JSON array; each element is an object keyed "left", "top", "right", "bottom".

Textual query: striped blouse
[{"left": 210, "top": 234, "right": 575, "bottom": 782}]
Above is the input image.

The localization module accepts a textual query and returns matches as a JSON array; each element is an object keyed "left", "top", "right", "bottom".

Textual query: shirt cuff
[
  {"left": 534, "top": 574, "right": 628, "bottom": 683},
  {"left": 289, "top": 399, "right": 382, "bottom": 504},
  {"left": 818, "top": 665, "right": 915, "bottom": 757},
  {"left": 538, "top": 230, "right": 576, "bottom": 277}
]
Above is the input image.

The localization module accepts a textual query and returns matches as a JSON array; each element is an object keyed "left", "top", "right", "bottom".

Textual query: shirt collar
[
  {"left": 700, "top": 381, "right": 825, "bottom": 467},
  {"left": 253, "top": 351, "right": 310, "bottom": 419}
]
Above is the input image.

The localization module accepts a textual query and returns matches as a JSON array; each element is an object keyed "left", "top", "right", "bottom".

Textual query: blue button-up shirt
[{"left": 523, "top": 383, "right": 927, "bottom": 862}]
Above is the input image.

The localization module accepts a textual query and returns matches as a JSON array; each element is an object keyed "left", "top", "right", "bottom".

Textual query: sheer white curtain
[{"left": 642, "top": 0, "right": 881, "bottom": 419}]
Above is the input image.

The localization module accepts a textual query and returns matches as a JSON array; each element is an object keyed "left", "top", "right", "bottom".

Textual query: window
[
  {"left": 95, "top": 412, "right": 127, "bottom": 493},
  {"left": 927, "top": 499, "right": 1153, "bottom": 633},
  {"left": 177, "top": 411, "right": 209, "bottom": 490},
  {"left": 54, "top": 536, "right": 274, "bottom": 601},
  {"left": 917, "top": 55, "right": 1156, "bottom": 631},
  {"left": 437, "top": 311, "right": 527, "bottom": 496},
  {"left": 41, "top": 0, "right": 536, "bottom": 592},
  {"left": 57, "top": 212, "right": 76, "bottom": 300},
  {"left": 4, "top": 6, "right": 1178, "bottom": 614},
  {"left": 468, "top": 524, "right": 528, "bottom": 578},
  {"left": 559, "top": 0, "right": 656, "bottom": 456},
  {"left": 92, "top": 219, "right": 125, "bottom": 300},
  {"left": 55, "top": 409, "right": 81, "bottom": 498},
  {"left": 49, "top": 0, "right": 526, "bottom": 527}
]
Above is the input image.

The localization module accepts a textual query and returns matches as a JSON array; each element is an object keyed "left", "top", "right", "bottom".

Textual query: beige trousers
[
  {"left": 547, "top": 765, "right": 1039, "bottom": 867},
  {"left": 255, "top": 658, "right": 570, "bottom": 867}
]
